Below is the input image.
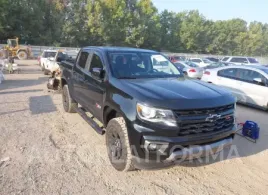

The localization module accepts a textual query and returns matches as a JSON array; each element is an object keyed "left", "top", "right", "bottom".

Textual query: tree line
[{"left": 1, "top": 0, "right": 268, "bottom": 56}]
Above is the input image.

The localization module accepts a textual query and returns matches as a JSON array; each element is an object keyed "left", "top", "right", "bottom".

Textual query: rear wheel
[
  {"left": 106, "top": 117, "right": 135, "bottom": 172},
  {"left": 0, "top": 49, "right": 7, "bottom": 59},
  {"left": 62, "top": 85, "right": 77, "bottom": 113},
  {"left": 17, "top": 51, "right": 28, "bottom": 60}
]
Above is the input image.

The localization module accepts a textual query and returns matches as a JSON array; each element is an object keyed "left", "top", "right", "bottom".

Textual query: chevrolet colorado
[{"left": 59, "top": 47, "right": 236, "bottom": 171}]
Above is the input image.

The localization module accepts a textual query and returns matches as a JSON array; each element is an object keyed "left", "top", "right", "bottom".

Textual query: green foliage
[{"left": 1, "top": 0, "right": 268, "bottom": 56}]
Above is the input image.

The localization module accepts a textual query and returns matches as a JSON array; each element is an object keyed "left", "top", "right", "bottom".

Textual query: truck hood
[{"left": 120, "top": 78, "right": 235, "bottom": 109}]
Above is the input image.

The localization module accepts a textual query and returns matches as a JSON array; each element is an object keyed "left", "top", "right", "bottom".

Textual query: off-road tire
[
  {"left": 17, "top": 51, "right": 28, "bottom": 60},
  {"left": 106, "top": 117, "right": 135, "bottom": 172},
  {"left": 62, "top": 85, "right": 77, "bottom": 113}
]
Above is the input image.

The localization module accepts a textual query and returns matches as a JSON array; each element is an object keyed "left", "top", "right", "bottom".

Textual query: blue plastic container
[{"left": 242, "top": 121, "right": 260, "bottom": 140}]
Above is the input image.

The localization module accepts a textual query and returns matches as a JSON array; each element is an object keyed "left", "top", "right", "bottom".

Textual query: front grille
[
  {"left": 174, "top": 104, "right": 235, "bottom": 136},
  {"left": 178, "top": 115, "right": 234, "bottom": 136},
  {"left": 174, "top": 104, "right": 234, "bottom": 117}
]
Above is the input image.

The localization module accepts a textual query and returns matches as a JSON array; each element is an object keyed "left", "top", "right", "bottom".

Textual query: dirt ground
[{"left": 0, "top": 60, "right": 268, "bottom": 195}]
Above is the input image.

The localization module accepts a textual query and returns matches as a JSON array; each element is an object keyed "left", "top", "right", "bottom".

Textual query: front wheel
[
  {"left": 62, "top": 85, "right": 78, "bottom": 113},
  {"left": 17, "top": 51, "right": 28, "bottom": 60},
  {"left": 106, "top": 117, "right": 135, "bottom": 172}
]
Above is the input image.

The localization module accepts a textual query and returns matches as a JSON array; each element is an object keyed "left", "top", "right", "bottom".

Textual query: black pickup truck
[{"left": 59, "top": 46, "right": 236, "bottom": 171}]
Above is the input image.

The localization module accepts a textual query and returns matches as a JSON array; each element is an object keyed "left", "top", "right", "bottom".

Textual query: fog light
[
  {"left": 144, "top": 140, "right": 169, "bottom": 154},
  {"left": 148, "top": 143, "right": 157, "bottom": 151}
]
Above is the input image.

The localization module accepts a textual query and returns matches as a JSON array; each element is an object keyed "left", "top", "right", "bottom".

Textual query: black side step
[{"left": 76, "top": 107, "right": 104, "bottom": 135}]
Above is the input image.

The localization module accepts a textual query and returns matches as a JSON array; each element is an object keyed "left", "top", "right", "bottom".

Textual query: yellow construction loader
[{"left": 0, "top": 38, "right": 32, "bottom": 60}]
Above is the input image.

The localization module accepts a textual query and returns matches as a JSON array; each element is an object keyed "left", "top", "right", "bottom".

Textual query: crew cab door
[
  {"left": 217, "top": 68, "right": 245, "bottom": 102},
  {"left": 238, "top": 69, "right": 268, "bottom": 107},
  {"left": 82, "top": 51, "right": 106, "bottom": 121},
  {"left": 72, "top": 50, "right": 91, "bottom": 105}
]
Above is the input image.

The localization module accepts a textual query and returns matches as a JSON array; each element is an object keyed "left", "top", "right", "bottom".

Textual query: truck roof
[{"left": 83, "top": 46, "right": 157, "bottom": 53}]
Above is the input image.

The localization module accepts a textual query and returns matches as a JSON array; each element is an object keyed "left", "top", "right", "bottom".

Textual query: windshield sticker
[{"left": 152, "top": 55, "right": 167, "bottom": 62}]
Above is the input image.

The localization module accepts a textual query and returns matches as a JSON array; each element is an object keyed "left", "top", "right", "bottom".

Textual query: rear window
[
  {"left": 191, "top": 59, "right": 201, "bottom": 63},
  {"left": 185, "top": 61, "right": 198, "bottom": 67},
  {"left": 43, "top": 52, "right": 56, "bottom": 58},
  {"left": 174, "top": 56, "right": 186, "bottom": 61},
  {"left": 248, "top": 58, "right": 259, "bottom": 63},
  {"left": 230, "top": 57, "right": 248, "bottom": 63},
  {"left": 77, "top": 52, "right": 89, "bottom": 69},
  {"left": 203, "top": 59, "right": 212, "bottom": 63},
  {"left": 221, "top": 57, "right": 230, "bottom": 62}
]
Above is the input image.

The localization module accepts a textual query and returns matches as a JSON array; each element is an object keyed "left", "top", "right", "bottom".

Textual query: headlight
[{"left": 136, "top": 103, "right": 177, "bottom": 127}]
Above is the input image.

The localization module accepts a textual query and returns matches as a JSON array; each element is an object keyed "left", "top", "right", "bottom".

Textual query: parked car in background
[
  {"left": 39, "top": 50, "right": 57, "bottom": 70},
  {"left": 189, "top": 58, "right": 212, "bottom": 67},
  {"left": 202, "top": 65, "right": 268, "bottom": 109},
  {"left": 221, "top": 56, "right": 259, "bottom": 65},
  {"left": 169, "top": 56, "right": 186, "bottom": 63},
  {"left": 221, "top": 56, "right": 231, "bottom": 62},
  {"left": 204, "top": 62, "right": 232, "bottom": 70},
  {"left": 205, "top": 57, "right": 219, "bottom": 62},
  {"left": 43, "top": 50, "right": 78, "bottom": 75},
  {"left": 174, "top": 61, "right": 203, "bottom": 79}
]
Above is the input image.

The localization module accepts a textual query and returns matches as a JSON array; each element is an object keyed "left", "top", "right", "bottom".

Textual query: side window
[
  {"left": 239, "top": 69, "right": 253, "bottom": 82},
  {"left": 89, "top": 53, "right": 104, "bottom": 72},
  {"left": 218, "top": 68, "right": 238, "bottom": 79},
  {"left": 77, "top": 51, "right": 89, "bottom": 69},
  {"left": 230, "top": 57, "right": 248, "bottom": 63},
  {"left": 241, "top": 70, "right": 267, "bottom": 86}
]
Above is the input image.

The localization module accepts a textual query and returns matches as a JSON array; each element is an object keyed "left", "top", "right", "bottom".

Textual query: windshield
[
  {"left": 8, "top": 39, "right": 17, "bottom": 47},
  {"left": 248, "top": 58, "right": 259, "bottom": 63},
  {"left": 108, "top": 52, "right": 182, "bottom": 79}
]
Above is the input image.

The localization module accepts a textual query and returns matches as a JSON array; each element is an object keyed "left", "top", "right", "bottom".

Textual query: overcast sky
[{"left": 152, "top": 0, "right": 268, "bottom": 24}]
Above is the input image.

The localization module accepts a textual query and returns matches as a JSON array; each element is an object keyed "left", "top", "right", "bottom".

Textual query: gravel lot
[{"left": 0, "top": 60, "right": 268, "bottom": 195}]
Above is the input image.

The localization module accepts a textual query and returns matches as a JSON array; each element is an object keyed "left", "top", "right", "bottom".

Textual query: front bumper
[
  {"left": 133, "top": 137, "right": 233, "bottom": 170},
  {"left": 164, "top": 137, "right": 233, "bottom": 162},
  {"left": 128, "top": 122, "right": 236, "bottom": 169}
]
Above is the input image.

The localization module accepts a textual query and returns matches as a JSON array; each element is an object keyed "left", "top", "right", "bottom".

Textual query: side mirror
[
  {"left": 91, "top": 68, "right": 105, "bottom": 80},
  {"left": 253, "top": 78, "right": 264, "bottom": 85}
]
